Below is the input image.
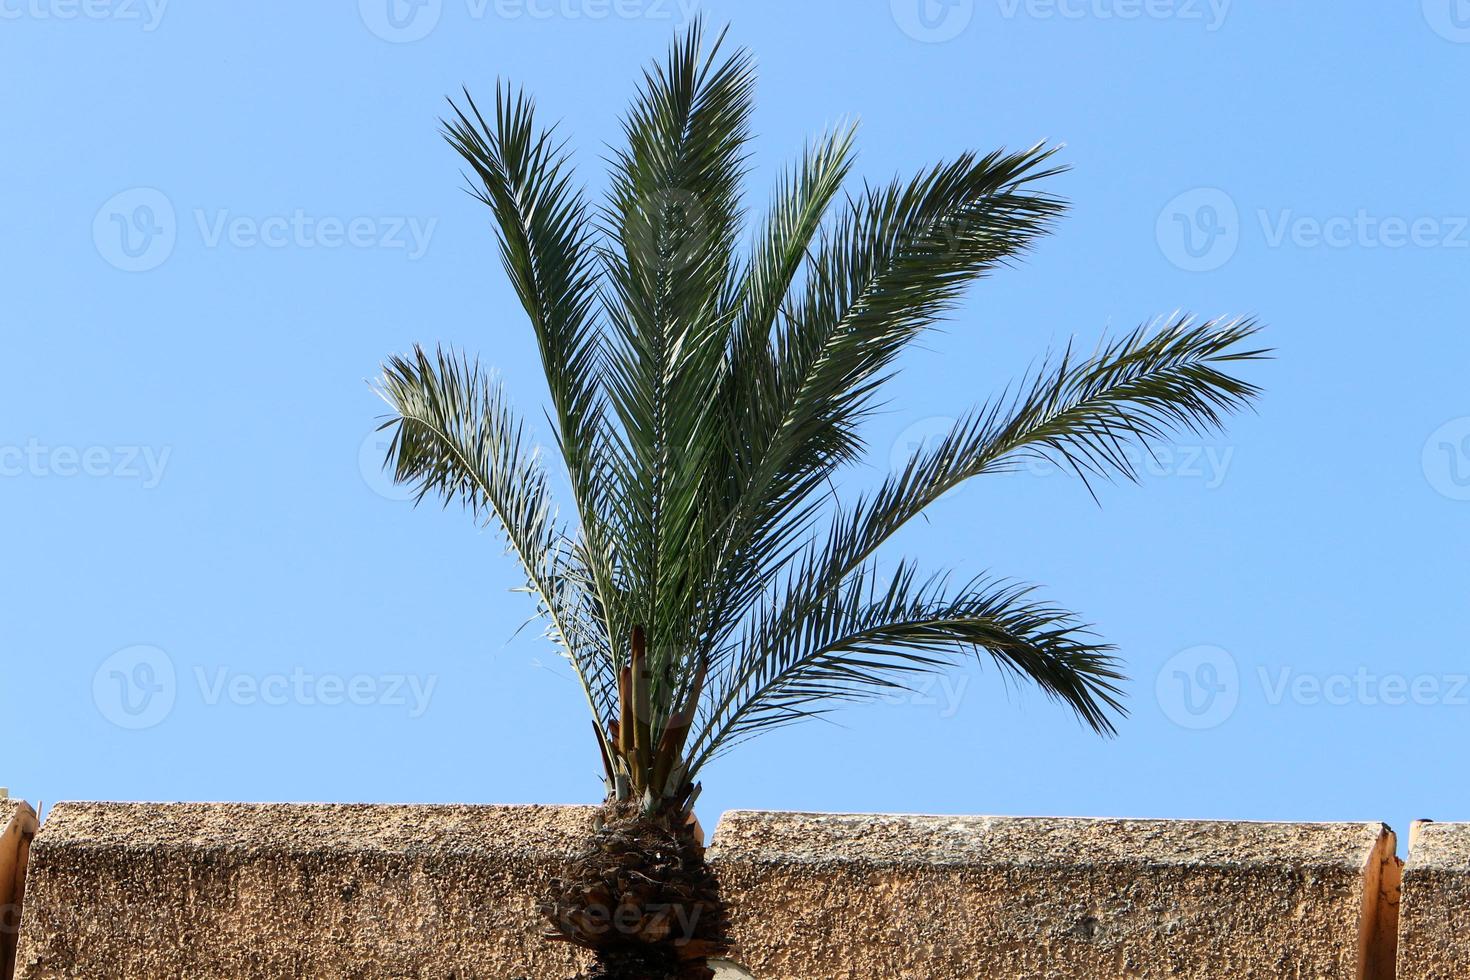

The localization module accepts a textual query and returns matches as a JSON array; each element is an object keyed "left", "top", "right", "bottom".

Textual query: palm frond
[
  {"left": 850, "top": 314, "right": 1267, "bottom": 558},
  {"left": 689, "top": 315, "right": 1264, "bottom": 765},
  {"left": 443, "top": 85, "right": 605, "bottom": 500},
  {"left": 375, "top": 346, "right": 618, "bottom": 737},
  {"left": 597, "top": 19, "right": 758, "bottom": 702},
  {"left": 442, "top": 85, "right": 629, "bottom": 653},
  {"left": 690, "top": 564, "right": 1124, "bottom": 773},
  {"left": 771, "top": 144, "right": 1068, "bottom": 444},
  {"left": 728, "top": 123, "right": 859, "bottom": 367},
  {"left": 694, "top": 147, "right": 1070, "bottom": 659}
]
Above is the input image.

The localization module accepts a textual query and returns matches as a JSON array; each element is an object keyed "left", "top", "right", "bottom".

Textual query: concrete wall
[
  {"left": 3, "top": 800, "right": 1455, "bottom": 980},
  {"left": 14, "top": 803, "right": 594, "bottom": 980},
  {"left": 713, "top": 811, "right": 1399, "bottom": 980},
  {"left": 0, "top": 801, "right": 39, "bottom": 980},
  {"left": 1397, "top": 820, "right": 1470, "bottom": 980}
]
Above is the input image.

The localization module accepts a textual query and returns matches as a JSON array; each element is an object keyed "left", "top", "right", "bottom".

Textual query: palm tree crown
[{"left": 376, "top": 22, "right": 1266, "bottom": 817}]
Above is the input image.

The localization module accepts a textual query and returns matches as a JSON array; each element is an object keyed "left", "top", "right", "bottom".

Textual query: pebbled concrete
[
  {"left": 14, "top": 802, "right": 595, "bottom": 980},
  {"left": 1397, "top": 820, "right": 1470, "bottom": 980},
  {"left": 709, "top": 811, "right": 1399, "bottom": 980},
  {"left": 11, "top": 804, "right": 1406, "bottom": 979}
]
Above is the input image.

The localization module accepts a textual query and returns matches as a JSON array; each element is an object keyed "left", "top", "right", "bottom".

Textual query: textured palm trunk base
[{"left": 543, "top": 800, "right": 731, "bottom": 980}]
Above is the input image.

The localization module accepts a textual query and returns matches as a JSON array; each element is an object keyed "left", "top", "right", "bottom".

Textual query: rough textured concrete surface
[
  {"left": 1, "top": 800, "right": 39, "bottom": 980},
  {"left": 709, "top": 811, "right": 1400, "bottom": 980},
  {"left": 1396, "top": 820, "right": 1470, "bottom": 980},
  {"left": 15, "top": 803, "right": 596, "bottom": 980},
  {"left": 14, "top": 804, "right": 1406, "bottom": 980}
]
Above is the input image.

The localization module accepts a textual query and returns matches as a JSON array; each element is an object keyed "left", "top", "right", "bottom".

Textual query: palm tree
[{"left": 375, "top": 22, "right": 1266, "bottom": 980}]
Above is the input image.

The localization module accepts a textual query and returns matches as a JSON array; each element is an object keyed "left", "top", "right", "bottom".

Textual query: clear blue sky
[{"left": 3, "top": 1, "right": 1467, "bottom": 847}]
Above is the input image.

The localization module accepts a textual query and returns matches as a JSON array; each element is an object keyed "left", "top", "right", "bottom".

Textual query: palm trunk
[{"left": 544, "top": 798, "right": 732, "bottom": 980}]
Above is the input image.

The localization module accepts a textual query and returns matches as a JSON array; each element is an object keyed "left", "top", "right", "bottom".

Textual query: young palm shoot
[{"left": 376, "top": 22, "right": 1267, "bottom": 980}]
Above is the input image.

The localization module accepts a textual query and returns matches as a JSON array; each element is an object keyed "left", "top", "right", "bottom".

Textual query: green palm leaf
[
  {"left": 693, "top": 567, "right": 1123, "bottom": 771},
  {"left": 375, "top": 345, "right": 618, "bottom": 742}
]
